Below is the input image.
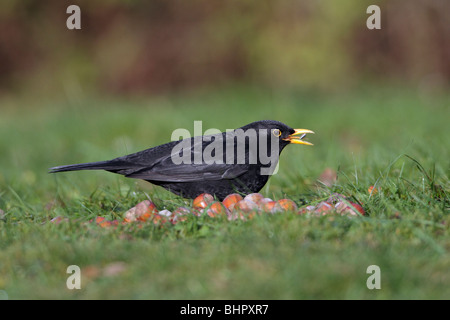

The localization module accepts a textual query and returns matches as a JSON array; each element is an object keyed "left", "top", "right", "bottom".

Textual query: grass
[{"left": 0, "top": 85, "right": 449, "bottom": 299}]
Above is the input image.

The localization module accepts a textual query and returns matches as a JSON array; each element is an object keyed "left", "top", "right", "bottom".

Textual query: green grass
[{"left": 0, "top": 85, "right": 449, "bottom": 299}]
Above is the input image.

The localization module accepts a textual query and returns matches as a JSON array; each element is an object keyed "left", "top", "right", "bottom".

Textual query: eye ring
[{"left": 272, "top": 129, "right": 282, "bottom": 137}]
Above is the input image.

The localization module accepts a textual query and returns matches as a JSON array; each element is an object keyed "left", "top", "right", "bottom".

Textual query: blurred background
[
  {"left": 0, "top": 0, "right": 448, "bottom": 98},
  {"left": 1, "top": 0, "right": 450, "bottom": 300},
  {"left": 0, "top": 0, "right": 450, "bottom": 299},
  {"left": 0, "top": 0, "right": 448, "bottom": 199}
]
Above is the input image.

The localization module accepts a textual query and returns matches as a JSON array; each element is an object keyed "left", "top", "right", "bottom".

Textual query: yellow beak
[{"left": 283, "top": 129, "right": 315, "bottom": 145}]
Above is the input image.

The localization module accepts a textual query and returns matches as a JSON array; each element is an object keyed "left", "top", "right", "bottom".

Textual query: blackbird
[{"left": 49, "top": 120, "right": 314, "bottom": 200}]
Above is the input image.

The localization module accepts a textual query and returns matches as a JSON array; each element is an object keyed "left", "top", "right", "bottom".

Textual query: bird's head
[{"left": 240, "top": 120, "right": 314, "bottom": 150}]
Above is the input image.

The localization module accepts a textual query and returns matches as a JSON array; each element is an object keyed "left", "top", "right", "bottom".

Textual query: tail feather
[{"left": 49, "top": 160, "right": 129, "bottom": 173}]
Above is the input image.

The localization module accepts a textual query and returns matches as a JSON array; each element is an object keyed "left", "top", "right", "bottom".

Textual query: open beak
[{"left": 283, "top": 129, "right": 315, "bottom": 146}]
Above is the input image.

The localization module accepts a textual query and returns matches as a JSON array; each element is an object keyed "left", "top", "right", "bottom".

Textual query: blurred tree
[{"left": 0, "top": 0, "right": 448, "bottom": 97}]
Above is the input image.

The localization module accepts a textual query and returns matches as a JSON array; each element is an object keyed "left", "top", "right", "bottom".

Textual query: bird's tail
[{"left": 49, "top": 160, "right": 128, "bottom": 173}]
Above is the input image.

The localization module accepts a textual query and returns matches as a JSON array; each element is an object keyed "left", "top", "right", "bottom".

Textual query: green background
[{"left": 0, "top": 0, "right": 449, "bottom": 299}]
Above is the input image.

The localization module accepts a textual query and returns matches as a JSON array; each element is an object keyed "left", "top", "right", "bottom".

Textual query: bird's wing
[
  {"left": 125, "top": 157, "right": 249, "bottom": 182},
  {"left": 123, "top": 133, "right": 251, "bottom": 182}
]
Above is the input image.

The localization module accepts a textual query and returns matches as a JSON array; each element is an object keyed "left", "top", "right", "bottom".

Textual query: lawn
[{"left": 0, "top": 85, "right": 449, "bottom": 299}]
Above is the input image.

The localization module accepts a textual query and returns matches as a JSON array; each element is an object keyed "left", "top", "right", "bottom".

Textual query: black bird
[{"left": 49, "top": 120, "right": 314, "bottom": 200}]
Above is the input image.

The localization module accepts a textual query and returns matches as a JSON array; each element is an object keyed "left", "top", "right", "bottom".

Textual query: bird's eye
[{"left": 272, "top": 129, "right": 281, "bottom": 137}]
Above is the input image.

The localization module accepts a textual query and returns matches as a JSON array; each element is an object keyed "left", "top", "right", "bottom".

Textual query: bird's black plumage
[{"left": 49, "top": 120, "right": 313, "bottom": 200}]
